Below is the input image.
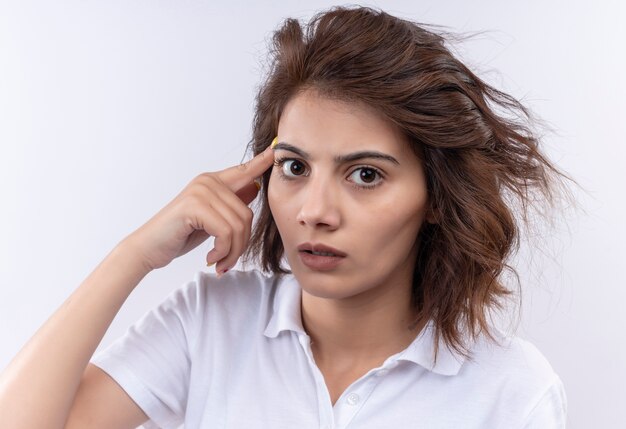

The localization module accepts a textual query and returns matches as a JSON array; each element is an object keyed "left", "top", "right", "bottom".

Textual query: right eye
[{"left": 274, "top": 158, "right": 309, "bottom": 179}]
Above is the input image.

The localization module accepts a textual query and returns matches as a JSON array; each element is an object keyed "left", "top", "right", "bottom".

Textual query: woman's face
[{"left": 268, "top": 89, "right": 430, "bottom": 300}]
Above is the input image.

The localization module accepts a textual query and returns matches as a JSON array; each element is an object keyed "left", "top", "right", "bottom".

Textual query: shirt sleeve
[
  {"left": 90, "top": 273, "right": 204, "bottom": 429},
  {"left": 521, "top": 374, "right": 568, "bottom": 429}
]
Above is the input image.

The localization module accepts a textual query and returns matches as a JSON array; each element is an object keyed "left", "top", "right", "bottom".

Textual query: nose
[{"left": 295, "top": 174, "right": 341, "bottom": 230}]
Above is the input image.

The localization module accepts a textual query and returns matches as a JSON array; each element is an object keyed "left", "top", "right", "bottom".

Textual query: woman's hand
[{"left": 124, "top": 145, "right": 274, "bottom": 274}]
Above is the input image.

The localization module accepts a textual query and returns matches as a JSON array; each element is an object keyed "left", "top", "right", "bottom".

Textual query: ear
[{"left": 424, "top": 203, "right": 438, "bottom": 225}]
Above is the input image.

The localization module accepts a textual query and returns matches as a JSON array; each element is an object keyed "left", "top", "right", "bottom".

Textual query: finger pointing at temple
[{"left": 216, "top": 143, "right": 275, "bottom": 194}]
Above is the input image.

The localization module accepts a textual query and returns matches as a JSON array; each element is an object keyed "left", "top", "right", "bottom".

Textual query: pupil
[
  {"left": 361, "top": 169, "right": 375, "bottom": 183},
  {"left": 290, "top": 161, "right": 304, "bottom": 175}
]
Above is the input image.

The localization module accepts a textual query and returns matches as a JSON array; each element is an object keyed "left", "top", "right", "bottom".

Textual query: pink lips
[
  {"left": 297, "top": 242, "right": 346, "bottom": 271},
  {"left": 296, "top": 242, "right": 347, "bottom": 257}
]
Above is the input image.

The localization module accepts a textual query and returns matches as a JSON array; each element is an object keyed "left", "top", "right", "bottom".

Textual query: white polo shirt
[{"left": 91, "top": 269, "right": 567, "bottom": 428}]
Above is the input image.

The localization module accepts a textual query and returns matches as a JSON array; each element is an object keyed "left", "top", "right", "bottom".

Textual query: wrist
[{"left": 112, "top": 237, "right": 154, "bottom": 279}]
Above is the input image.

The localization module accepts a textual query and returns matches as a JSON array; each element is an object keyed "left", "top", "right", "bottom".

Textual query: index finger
[{"left": 217, "top": 139, "right": 276, "bottom": 191}]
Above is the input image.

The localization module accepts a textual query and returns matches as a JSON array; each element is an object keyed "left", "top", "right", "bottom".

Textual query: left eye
[{"left": 348, "top": 167, "right": 381, "bottom": 186}]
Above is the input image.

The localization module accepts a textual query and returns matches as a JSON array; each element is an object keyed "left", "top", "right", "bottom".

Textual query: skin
[{"left": 268, "top": 89, "right": 434, "bottom": 391}]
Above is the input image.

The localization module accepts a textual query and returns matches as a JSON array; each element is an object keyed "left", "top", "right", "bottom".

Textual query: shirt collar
[
  {"left": 264, "top": 274, "right": 307, "bottom": 338},
  {"left": 263, "top": 274, "right": 468, "bottom": 376},
  {"left": 396, "top": 320, "right": 467, "bottom": 376}
]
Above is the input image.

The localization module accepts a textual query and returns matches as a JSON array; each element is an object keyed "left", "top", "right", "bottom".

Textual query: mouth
[
  {"left": 296, "top": 242, "right": 347, "bottom": 257},
  {"left": 300, "top": 250, "right": 340, "bottom": 256},
  {"left": 297, "top": 242, "right": 346, "bottom": 271}
]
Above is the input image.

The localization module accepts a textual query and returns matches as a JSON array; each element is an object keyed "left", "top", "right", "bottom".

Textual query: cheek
[{"left": 359, "top": 194, "right": 427, "bottom": 253}]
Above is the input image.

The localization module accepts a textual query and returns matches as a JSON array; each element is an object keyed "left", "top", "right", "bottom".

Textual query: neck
[{"left": 300, "top": 276, "right": 426, "bottom": 368}]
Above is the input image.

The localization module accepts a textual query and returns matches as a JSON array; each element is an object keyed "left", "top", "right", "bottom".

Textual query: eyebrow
[{"left": 273, "top": 142, "right": 400, "bottom": 166}]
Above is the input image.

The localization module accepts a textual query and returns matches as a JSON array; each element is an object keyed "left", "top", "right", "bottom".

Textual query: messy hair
[{"left": 241, "top": 5, "right": 570, "bottom": 361}]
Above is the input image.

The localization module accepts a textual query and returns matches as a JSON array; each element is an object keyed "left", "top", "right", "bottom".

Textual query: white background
[{"left": 1, "top": 1, "right": 624, "bottom": 427}]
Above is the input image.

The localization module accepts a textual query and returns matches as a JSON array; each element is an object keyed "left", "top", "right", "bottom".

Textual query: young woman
[{"left": 0, "top": 6, "right": 569, "bottom": 428}]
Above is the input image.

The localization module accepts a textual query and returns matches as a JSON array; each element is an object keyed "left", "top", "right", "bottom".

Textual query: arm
[
  {"left": 0, "top": 143, "right": 275, "bottom": 428},
  {"left": 0, "top": 240, "right": 151, "bottom": 429}
]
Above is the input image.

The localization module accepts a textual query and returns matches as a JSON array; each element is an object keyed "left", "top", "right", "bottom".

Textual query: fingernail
[
  {"left": 270, "top": 136, "right": 278, "bottom": 149},
  {"left": 207, "top": 261, "right": 215, "bottom": 267},
  {"left": 254, "top": 179, "right": 262, "bottom": 191}
]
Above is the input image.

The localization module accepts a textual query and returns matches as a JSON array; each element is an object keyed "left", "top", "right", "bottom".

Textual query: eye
[
  {"left": 274, "top": 158, "right": 308, "bottom": 178},
  {"left": 348, "top": 166, "right": 383, "bottom": 188}
]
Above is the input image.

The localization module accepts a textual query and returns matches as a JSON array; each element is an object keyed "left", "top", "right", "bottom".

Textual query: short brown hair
[{"left": 242, "top": 5, "right": 571, "bottom": 362}]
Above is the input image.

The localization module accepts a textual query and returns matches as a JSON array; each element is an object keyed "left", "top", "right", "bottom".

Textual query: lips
[
  {"left": 297, "top": 243, "right": 346, "bottom": 271},
  {"left": 297, "top": 242, "right": 347, "bottom": 257}
]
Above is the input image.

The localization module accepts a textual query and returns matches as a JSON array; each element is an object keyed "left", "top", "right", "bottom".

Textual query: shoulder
[
  {"left": 460, "top": 329, "right": 567, "bottom": 425},
  {"left": 468, "top": 331, "right": 556, "bottom": 380},
  {"left": 177, "top": 268, "right": 279, "bottom": 304},
  {"left": 171, "top": 269, "right": 282, "bottom": 326}
]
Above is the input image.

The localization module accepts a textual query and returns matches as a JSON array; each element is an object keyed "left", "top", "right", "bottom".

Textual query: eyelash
[{"left": 273, "top": 156, "right": 384, "bottom": 191}]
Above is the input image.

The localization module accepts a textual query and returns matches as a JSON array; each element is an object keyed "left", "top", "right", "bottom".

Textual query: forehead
[{"left": 277, "top": 89, "right": 411, "bottom": 156}]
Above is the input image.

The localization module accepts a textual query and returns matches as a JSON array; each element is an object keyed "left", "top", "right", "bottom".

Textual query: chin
[
  {"left": 299, "top": 282, "right": 355, "bottom": 300},
  {"left": 293, "top": 268, "right": 372, "bottom": 301}
]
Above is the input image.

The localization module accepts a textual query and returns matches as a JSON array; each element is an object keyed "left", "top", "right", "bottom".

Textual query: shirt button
[
  {"left": 346, "top": 392, "right": 360, "bottom": 405},
  {"left": 376, "top": 368, "right": 389, "bottom": 377}
]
